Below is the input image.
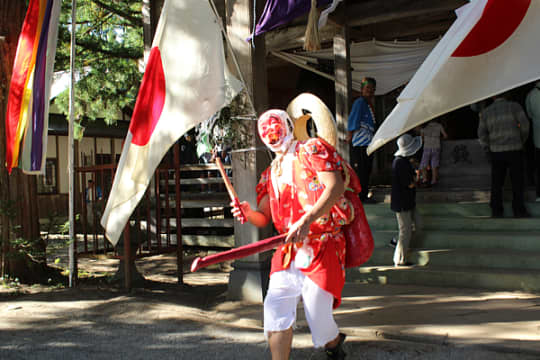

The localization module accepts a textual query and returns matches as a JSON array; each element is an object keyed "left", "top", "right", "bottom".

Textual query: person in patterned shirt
[
  {"left": 478, "top": 93, "right": 530, "bottom": 218},
  {"left": 232, "top": 109, "right": 360, "bottom": 360}
]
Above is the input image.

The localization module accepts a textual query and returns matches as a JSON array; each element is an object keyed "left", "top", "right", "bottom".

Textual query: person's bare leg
[
  {"left": 432, "top": 166, "right": 439, "bottom": 184},
  {"left": 268, "top": 328, "right": 293, "bottom": 360},
  {"left": 421, "top": 168, "right": 427, "bottom": 183}
]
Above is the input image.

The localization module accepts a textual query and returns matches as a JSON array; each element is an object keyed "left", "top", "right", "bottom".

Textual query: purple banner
[
  {"left": 248, "top": 0, "right": 331, "bottom": 41},
  {"left": 30, "top": 0, "right": 54, "bottom": 171}
]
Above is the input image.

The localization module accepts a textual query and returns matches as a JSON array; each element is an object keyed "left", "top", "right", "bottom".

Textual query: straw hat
[
  {"left": 286, "top": 93, "right": 337, "bottom": 147},
  {"left": 394, "top": 134, "right": 422, "bottom": 157}
]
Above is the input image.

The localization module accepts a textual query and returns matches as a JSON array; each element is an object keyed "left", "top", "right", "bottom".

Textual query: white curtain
[{"left": 272, "top": 39, "right": 438, "bottom": 95}]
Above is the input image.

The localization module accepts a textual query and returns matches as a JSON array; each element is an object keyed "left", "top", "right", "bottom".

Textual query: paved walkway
[
  {"left": 337, "top": 282, "right": 540, "bottom": 354},
  {"left": 3, "top": 255, "right": 539, "bottom": 359},
  {"left": 210, "top": 278, "right": 540, "bottom": 357},
  {"left": 140, "top": 254, "right": 540, "bottom": 357}
]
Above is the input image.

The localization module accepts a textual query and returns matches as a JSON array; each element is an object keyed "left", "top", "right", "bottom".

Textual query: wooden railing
[{"left": 75, "top": 152, "right": 233, "bottom": 285}]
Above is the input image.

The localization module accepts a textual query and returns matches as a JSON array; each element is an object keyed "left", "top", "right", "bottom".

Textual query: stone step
[
  {"left": 416, "top": 202, "right": 540, "bottom": 217},
  {"left": 416, "top": 231, "right": 540, "bottom": 252},
  {"left": 139, "top": 218, "right": 234, "bottom": 232},
  {"left": 370, "top": 187, "right": 538, "bottom": 203},
  {"left": 347, "top": 265, "right": 540, "bottom": 292},
  {"left": 352, "top": 188, "right": 540, "bottom": 292},
  {"left": 364, "top": 202, "right": 540, "bottom": 217},
  {"left": 153, "top": 234, "right": 234, "bottom": 248},
  {"left": 371, "top": 230, "right": 540, "bottom": 252},
  {"left": 366, "top": 214, "right": 540, "bottom": 232},
  {"left": 365, "top": 247, "right": 540, "bottom": 270}
]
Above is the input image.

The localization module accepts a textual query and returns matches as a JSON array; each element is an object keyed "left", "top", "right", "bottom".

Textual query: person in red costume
[{"left": 232, "top": 109, "right": 360, "bottom": 360}]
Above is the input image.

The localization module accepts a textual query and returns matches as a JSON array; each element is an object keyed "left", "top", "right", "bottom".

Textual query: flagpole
[
  {"left": 208, "top": 0, "right": 257, "bottom": 116},
  {"left": 68, "top": 0, "right": 77, "bottom": 288}
]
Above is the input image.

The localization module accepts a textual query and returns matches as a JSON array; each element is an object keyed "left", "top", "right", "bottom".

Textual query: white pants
[{"left": 264, "top": 262, "right": 339, "bottom": 348}]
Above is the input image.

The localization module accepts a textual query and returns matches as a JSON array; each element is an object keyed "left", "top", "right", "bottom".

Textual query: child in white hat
[{"left": 391, "top": 134, "right": 422, "bottom": 266}]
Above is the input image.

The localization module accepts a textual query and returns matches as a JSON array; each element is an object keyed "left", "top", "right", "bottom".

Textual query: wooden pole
[
  {"left": 123, "top": 225, "right": 132, "bottom": 291},
  {"left": 334, "top": 2, "right": 352, "bottom": 163},
  {"left": 68, "top": 0, "right": 78, "bottom": 288},
  {"left": 142, "top": 0, "right": 151, "bottom": 63},
  {"left": 174, "top": 143, "right": 183, "bottom": 284},
  {"left": 208, "top": 0, "right": 256, "bottom": 116},
  {"left": 224, "top": 0, "right": 272, "bottom": 304}
]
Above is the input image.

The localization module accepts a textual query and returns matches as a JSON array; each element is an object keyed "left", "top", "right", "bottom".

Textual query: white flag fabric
[
  {"left": 101, "top": 0, "right": 242, "bottom": 245},
  {"left": 368, "top": 0, "right": 540, "bottom": 155}
]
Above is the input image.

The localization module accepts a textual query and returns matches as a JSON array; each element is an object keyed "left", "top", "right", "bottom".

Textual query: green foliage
[
  {"left": 208, "top": 90, "right": 256, "bottom": 150},
  {"left": 54, "top": 0, "right": 144, "bottom": 126},
  {"left": 52, "top": 214, "right": 79, "bottom": 236},
  {"left": 41, "top": 212, "right": 78, "bottom": 255},
  {"left": 1, "top": 198, "right": 46, "bottom": 265},
  {"left": 8, "top": 237, "right": 45, "bottom": 263},
  {"left": 0, "top": 275, "right": 21, "bottom": 289}
]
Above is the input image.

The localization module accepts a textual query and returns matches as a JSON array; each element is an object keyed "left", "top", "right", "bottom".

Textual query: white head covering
[
  {"left": 257, "top": 109, "right": 294, "bottom": 153},
  {"left": 394, "top": 134, "right": 422, "bottom": 157}
]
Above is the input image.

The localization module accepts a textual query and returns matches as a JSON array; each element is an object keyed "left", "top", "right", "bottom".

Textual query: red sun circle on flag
[
  {"left": 130, "top": 47, "right": 166, "bottom": 146},
  {"left": 452, "top": 0, "right": 531, "bottom": 57}
]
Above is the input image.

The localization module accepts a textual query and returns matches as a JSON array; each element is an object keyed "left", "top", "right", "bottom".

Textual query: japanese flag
[
  {"left": 368, "top": 0, "right": 540, "bottom": 154},
  {"left": 101, "top": 0, "right": 242, "bottom": 245}
]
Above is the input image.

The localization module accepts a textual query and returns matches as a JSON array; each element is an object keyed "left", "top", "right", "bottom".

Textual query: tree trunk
[{"left": 0, "top": 0, "right": 46, "bottom": 282}]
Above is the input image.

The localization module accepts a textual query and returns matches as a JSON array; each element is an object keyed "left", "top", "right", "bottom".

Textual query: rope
[{"left": 251, "top": 0, "right": 257, "bottom": 49}]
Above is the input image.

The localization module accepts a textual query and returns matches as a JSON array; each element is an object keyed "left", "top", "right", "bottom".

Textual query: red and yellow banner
[{"left": 5, "top": 0, "right": 61, "bottom": 174}]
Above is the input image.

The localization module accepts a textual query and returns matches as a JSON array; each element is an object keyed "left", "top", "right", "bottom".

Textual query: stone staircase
[{"left": 347, "top": 196, "right": 540, "bottom": 292}]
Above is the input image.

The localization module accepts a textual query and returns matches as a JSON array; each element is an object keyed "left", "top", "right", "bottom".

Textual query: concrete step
[
  {"left": 366, "top": 247, "right": 540, "bottom": 270},
  {"left": 347, "top": 265, "right": 540, "bottom": 292},
  {"left": 177, "top": 234, "right": 234, "bottom": 248},
  {"left": 138, "top": 218, "right": 234, "bottom": 235},
  {"left": 370, "top": 186, "right": 538, "bottom": 203},
  {"left": 366, "top": 214, "right": 540, "bottom": 232},
  {"left": 364, "top": 202, "right": 540, "bottom": 217},
  {"left": 415, "top": 231, "right": 540, "bottom": 252},
  {"left": 371, "top": 230, "right": 540, "bottom": 252},
  {"left": 356, "top": 194, "right": 540, "bottom": 292}
]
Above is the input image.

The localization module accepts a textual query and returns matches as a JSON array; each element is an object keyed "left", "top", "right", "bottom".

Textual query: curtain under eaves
[{"left": 272, "top": 39, "right": 439, "bottom": 95}]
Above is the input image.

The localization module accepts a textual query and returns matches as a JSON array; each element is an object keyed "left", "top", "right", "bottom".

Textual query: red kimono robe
[{"left": 256, "top": 138, "right": 359, "bottom": 308}]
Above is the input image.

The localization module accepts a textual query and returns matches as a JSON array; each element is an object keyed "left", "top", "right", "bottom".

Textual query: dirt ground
[{"left": 1, "top": 251, "right": 538, "bottom": 360}]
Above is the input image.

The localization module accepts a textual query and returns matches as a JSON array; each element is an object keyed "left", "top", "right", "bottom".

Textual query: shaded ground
[{"left": 1, "top": 251, "right": 538, "bottom": 359}]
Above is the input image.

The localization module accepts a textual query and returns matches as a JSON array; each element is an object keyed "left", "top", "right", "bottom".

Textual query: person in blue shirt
[
  {"left": 347, "top": 77, "right": 377, "bottom": 203},
  {"left": 85, "top": 179, "right": 103, "bottom": 230},
  {"left": 85, "top": 179, "right": 102, "bottom": 203}
]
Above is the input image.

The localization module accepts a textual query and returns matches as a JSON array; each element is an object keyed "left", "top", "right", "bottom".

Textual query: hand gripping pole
[{"left": 215, "top": 157, "right": 247, "bottom": 224}]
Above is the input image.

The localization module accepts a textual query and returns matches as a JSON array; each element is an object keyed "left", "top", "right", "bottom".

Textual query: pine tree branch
[
  {"left": 90, "top": 0, "right": 143, "bottom": 27},
  {"left": 76, "top": 38, "right": 143, "bottom": 60}
]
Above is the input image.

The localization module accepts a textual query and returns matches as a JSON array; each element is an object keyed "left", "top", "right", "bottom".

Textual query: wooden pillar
[
  {"left": 118, "top": 0, "right": 164, "bottom": 291},
  {"left": 333, "top": 11, "right": 352, "bottom": 162},
  {"left": 225, "top": 0, "right": 268, "bottom": 111},
  {"left": 173, "top": 143, "right": 183, "bottom": 284},
  {"left": 142, "top": 0, "right": 152, "bottom": 63},
  {"left": 123, "top": 225, "right": 132, "bottom": 291},
  {"left": 150, "top": 0, "right": 164, "bottom": 34},
  {"left": 142, "top": 0, "right": 164, "bottom": 59},
  {"left": 225, "top": 0, "right": 272, "bottom": 303}
]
